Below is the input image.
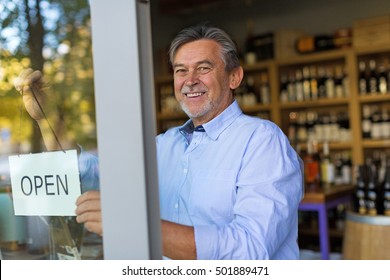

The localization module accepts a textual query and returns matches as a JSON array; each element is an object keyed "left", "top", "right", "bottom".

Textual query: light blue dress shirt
[
  {"left": 78, "top": 149, "right": 100, "bottom": 192},
  {"left": 157, "top": 100, "right": 303, "bottom": 259}
]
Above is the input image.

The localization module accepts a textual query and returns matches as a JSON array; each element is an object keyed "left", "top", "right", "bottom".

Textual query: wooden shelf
[
  {"left": 354, "top": 44, "right": 390, "bottom": 55},
  {"left": 359, "top": 94, "right": 390, "bottom": 103},
  {"left": 277, "top": 48, "right": 351, "bottom": 66},
  {"left": 280, "top": 97, "right": 350, "bottom": 109},
  {"left": 299, "top": 142, "right": 353, "bottom": 151},
  {"left": 362, "top": 139, "right": 390, "bottom": 149}
]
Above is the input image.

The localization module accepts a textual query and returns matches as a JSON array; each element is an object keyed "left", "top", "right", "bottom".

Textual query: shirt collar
[{"left": 179, "top": 100, "right": 242, "bottom": 141}]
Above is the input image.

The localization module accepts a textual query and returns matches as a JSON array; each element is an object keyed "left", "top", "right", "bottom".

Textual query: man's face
[{"left": 172, "top": 39, "right": 241, "bottom": 127}]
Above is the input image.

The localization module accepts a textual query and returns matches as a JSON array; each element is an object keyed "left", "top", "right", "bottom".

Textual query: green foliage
[{"left": 0, "top": 0, "right": 97, "bottom": 151}]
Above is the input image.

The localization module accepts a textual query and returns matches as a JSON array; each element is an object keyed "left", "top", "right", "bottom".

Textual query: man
[{"left": 17, "top": 23, "right": 303, "bottom": 259}]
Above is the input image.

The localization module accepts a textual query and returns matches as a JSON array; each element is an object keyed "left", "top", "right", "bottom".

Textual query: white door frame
[{"left": 90, "top": 0, "right": 162, "bottom": 259}]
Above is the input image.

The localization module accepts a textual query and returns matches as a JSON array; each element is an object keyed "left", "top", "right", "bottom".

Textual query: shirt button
[
  {"left": 183, "top": 168, "right": 188, "bottom": 173},
  {"left": 174, "top": 203, "right": 178, "bottom": 209}
]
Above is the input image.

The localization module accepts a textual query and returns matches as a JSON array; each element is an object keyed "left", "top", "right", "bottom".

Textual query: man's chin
[{"left": 180, "top": 103, "right": 211, "bottom": 119}]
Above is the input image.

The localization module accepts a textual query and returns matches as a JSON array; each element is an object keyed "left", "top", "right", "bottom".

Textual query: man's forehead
[{"left": 173, "top": 39, "right": 222, "bottom": 64}]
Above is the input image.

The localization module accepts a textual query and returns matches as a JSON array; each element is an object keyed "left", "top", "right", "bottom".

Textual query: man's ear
[{"left": 229, "top": 66, "right": 244, "bottom": 90}]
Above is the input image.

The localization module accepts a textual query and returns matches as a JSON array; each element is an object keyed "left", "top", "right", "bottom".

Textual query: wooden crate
[{"left": 353, "top": 15, "right": 390, "bottom": 48}]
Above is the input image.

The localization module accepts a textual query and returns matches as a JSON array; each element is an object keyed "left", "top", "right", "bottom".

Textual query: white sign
[{"left": 9, "top": 150, "right": 81, "bottom": 216}]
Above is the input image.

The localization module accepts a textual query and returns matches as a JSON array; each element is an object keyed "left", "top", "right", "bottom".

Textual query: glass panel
[{"left": 0, "top": 0, "right": 102, "bottom": 259}]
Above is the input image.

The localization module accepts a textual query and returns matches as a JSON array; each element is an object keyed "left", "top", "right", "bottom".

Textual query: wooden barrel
[{"left": 343, "top": 212, "right": 390, "bottom": 259}]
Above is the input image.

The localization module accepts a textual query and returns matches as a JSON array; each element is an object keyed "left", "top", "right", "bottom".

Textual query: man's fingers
[
  {"left": 14, "top": 69, "right": 43, "bottom": 92},
  {"left": 75, "top": 199, "right": 101, "bottom": 215},
  {"left": 76, "top": 190, "right": 101, "bottom": 206},
  {"left": 76, "top": 211, "right": 103, "bottom": 235},
  {"left": 83, "top": 221, "right": 103, "bottom": 236},
  {"left": 76, "top": 211, "right": 102, "bottom": 223},
  {"left": 75, "top": 191, "right": 102, "bottom": 236}
]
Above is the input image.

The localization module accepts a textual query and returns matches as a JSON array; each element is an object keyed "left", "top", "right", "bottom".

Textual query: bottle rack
[{"left": 154, "top": 44, "right": 390, "bottom": 166}]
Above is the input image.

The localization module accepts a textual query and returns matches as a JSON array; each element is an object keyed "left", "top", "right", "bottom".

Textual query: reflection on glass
[{"left": 0, "top": 0, "right": 101, "bottom": 259}]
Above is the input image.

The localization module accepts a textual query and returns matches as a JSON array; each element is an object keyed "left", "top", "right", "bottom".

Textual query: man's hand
[
  {"left": 75, "top": 190, "right": 103, "bottom": 236},
  {"left": 14, "top": 68, "right": 49, "bottom": 121}
]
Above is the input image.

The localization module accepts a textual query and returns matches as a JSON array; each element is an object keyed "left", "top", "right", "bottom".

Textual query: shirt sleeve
[
  {"left": 78, "top": 149, "right": 100, "bottom": 192},
  {"left": 194, "top": 126, "right": 304, "bottom": 259}
]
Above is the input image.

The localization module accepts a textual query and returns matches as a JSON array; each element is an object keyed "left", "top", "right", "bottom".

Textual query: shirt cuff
[{"left": 194, "top": 224, "right": 218, "bottom": 259}]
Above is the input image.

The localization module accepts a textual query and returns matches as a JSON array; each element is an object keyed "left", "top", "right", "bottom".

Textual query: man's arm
[
  {"left": 14, "top": 69, "right": 70, "bottom": 151},
  {"left": 75, "top": 191, "right": 197, "bottom": 259},
  {"left": 161, "top": 220, "right": 196, "bottom": 259}
]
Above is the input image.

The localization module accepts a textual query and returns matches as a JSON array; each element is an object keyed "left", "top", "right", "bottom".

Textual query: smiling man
[
  {"left": 19, "top": 23, "right": 304, "bottom": 260},
  {"left": 151, "top": 23, "right": 304, "bottom": 259}
]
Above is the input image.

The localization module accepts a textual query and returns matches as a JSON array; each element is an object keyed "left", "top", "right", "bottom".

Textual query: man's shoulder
[
  {"left": 156, "top": 126, "right": 181, "bottom": 142},
  {"left": 235, "top": 114, "right": 281, "bottom": 134}
]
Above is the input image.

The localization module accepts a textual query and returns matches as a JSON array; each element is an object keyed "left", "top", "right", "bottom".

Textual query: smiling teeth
[{"left": 186, "top": 92, "right": 203, "bottom": 97}]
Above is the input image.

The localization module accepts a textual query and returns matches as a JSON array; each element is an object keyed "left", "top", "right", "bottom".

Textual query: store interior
[{"left": 150, "top": 0, "right": 390, "bottom": 260}]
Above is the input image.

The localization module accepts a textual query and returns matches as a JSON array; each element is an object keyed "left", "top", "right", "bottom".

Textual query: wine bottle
[
  {"left": 243, "top": 76, "right": 257, "bottom": 106},
  {"left": 296, "top": 35, "right": 335, "bottom": 53},
  {"left": 297, "top": 112, "right": 308, "bottom": 143},
  {"left": 317, "top": 66, "right": 327, "bottom": 99},
  {"left": 320, "top": 142, "right": 335, "bottom": 187},
  {"left": 310, "top": 66, "right": 318, "bottom": 100},
  {"left": 342, "top": 66, "right": 350, "bottom": 97},
  {"left": 378, "top": 62, "right": 388, "bottom": 94},
  {"left": 287, "top": 71, "right": 296, "bottom": 102},
  {"left": 365, "top": 164, "right": 379, "bottom": 216},
  {"left": 325, "top": 66, "right": 335, "bottom": 99},
  {"left": 368, "top": 59, "right": 379, "bottom": 94},
  {"left": 361, "top": 105, "right": 372, "bottom": 139},
  {"left": 354, "top": 165, "right": 367, "bottom": 215},
  {"left": 302, "top": 66, "right": 311, "bottom": 101},
  {"left": 280, "top": 73, "right": 289, "bottom": 103},
  {"left": 334, "top": 65, "right": 344, "bottom": 98},
  {"left": 381, "top": 107, "right": 390, "bottom": 139},
  {"left": 288, "top": 111, "right": 298, "bottom": 145},
  {"left": 304, "top": 140, "right": 321, "bottom": 189},
  {"left": 341, "top": 151, "right": 352, "bottom": 185},
  {"left": 371, "top": 105, "right": 382, "bottom": 139},
  {"left": 383, "top": 164, "right": 390, "bottom": 216},
  {"left": 259, "top": 72, "right": 270, "bottom": 104},
  {"left": 295, "top": 69, "right": 304, "bottom": 102},
  {"left": 358, "top": 61, "right": 368, "bottom": 95}
]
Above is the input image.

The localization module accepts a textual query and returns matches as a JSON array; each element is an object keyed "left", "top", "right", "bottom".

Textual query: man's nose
[{"left": 184, "top": 70, "right": 199, "bottom": 87}]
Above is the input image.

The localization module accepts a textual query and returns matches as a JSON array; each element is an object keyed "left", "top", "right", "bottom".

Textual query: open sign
[{"left": 9, "top": 150, "right": 81, "bottom": 216}]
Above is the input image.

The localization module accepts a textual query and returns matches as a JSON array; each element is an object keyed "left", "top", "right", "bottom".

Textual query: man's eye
[
  {"left": 198, "top": 67, "right": 211, "bottom": 73},
  {"left": 175, "top": 69, "right": 186, "bottom": 75}
]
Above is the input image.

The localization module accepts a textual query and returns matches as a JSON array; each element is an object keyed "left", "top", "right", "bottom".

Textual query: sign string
[{"left": 17, "top": 91, "right": 24, "bottom": 156}]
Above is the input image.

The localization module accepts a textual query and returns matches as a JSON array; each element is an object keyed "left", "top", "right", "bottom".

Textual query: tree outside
[{"left": 0, "top": 0, "right": 97, "bottom": 155}]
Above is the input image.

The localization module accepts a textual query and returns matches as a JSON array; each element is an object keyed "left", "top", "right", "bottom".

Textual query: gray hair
[{"left": 168, "top": 23, "right": 241, "bottom": 72}]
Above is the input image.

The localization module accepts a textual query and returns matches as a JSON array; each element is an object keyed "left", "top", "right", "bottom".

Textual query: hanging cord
[
  {"left": 17, "top": 91, "right": 24, "bottom": 156},
  {"left": 18, "top": 85, "right": 65, "bottom": 153}
]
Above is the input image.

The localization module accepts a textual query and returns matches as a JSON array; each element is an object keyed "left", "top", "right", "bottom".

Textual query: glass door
[{"left": 0, "top": 0, "right": 160, "bottom": 260}]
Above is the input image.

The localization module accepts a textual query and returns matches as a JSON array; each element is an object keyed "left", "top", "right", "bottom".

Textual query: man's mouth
[{"left": 185, "top": 92, "right": 205, "bottom": 97}]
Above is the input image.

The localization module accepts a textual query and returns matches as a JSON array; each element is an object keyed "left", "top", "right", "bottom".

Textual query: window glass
[{"left": 0, "top": 0, "right": 102, "bottom": 259}]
